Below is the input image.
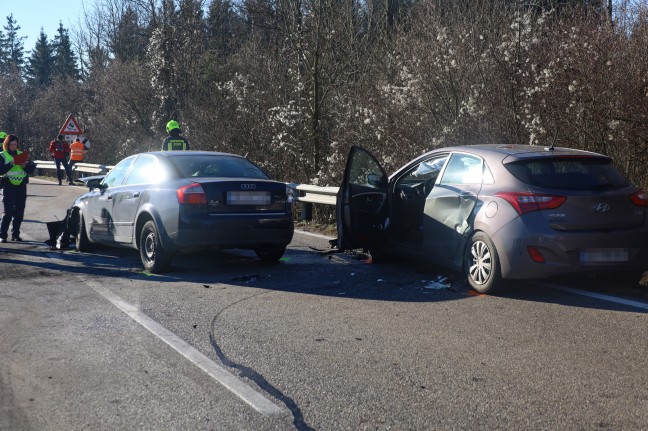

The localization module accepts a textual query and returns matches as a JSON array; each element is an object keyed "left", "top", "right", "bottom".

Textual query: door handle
[
  {"left": 107, "top": 194, "right": 113, "bottom": 200},
  {"left": 133, "top": 192, "right": 140, "bottom": 198},
  {"left": 459, "top": 192, "right": 474, "bottom": 199}
]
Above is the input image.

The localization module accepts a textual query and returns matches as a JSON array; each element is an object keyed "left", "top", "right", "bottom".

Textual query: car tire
[
  {"left": 75, "top": 211, "right": 92, "bottom": 252},
  {"left": 368, "top": 247, "right": 389, "bottom": 263},
  {"left": 465, "top": 231, "right": 501, "bottom": 294},
  {"left": 255, "top": 245, "right": 286, "bottom": 262},
  {"left": 139, "top": 220, "right": 171, "bottom": 273}
]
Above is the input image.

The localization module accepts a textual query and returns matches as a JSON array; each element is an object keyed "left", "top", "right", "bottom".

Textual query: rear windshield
[
  {"left": 168, "top": 155, "right": 270, "bottom": 179},
  {"left": 505, "top": 157, "right": 630, "bottom": 191}
]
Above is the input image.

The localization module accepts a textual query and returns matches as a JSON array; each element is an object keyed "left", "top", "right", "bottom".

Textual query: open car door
[{"left": 336, "top": 146, "right": 390, "bottom": 250}]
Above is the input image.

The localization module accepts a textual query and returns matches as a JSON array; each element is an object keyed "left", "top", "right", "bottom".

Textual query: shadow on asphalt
[{"left": 1, "top": 241, "right": 646, "bottom": 312}]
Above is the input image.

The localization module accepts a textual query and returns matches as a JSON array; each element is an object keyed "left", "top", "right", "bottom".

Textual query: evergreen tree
[
  {"left": 26, "top": 30, "right": 54, "bottom": 87},
  {"left": 0, "top": 27, "right": 5, "bottom": 73},
  {"left": 0, "top": 14, "right": 26, "bottom": 75},
  {"left": 52, "top": 22, "right": 79, "bottom": 79},
  {"left": 206, "top": 0, "right": 244, "bottom": 57},
  {"left": 111, "top": 6, "right": 148, "bottom": 62}
]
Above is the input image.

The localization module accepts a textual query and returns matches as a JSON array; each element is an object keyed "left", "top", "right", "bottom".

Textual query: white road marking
[
  {"left": 534, "top": 281, "right": 648, "bottom": 311},
  {"left": 70, "top": 271, "right": 285, "bottom": 416},
  {"left": 295, "top": 229, "right": 334, "bottom": 241}
]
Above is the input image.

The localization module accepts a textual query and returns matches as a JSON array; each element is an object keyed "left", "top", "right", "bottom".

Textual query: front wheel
[
  {"left": 75, "top": 211, "right": 91, "bottom": 252},
  {"left": 465, "top": 231, "right": 501, "bottom": 294},
  {"left": 255, "top": 245, "right": 286, "bottom": 262},
  {"left": 139, "top": 220, "right": 171, "bottom": 273}
]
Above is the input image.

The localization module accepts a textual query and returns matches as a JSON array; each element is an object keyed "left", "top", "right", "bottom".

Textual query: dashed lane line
[
  {"left": 534, "top": 281, "right": 648, "bottom": 311},
  {"left": 41, "top": 247, "right": 285, "bottom": 417}
]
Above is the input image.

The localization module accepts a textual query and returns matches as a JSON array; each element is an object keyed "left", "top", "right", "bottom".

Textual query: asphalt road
[{"left": 1, "top": 179, "right": 647, "bottom": 430}]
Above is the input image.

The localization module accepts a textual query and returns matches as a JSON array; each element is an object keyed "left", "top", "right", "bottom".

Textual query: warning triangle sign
[{"left": 59, "top": 114, "right": 83, "bottom": 135}]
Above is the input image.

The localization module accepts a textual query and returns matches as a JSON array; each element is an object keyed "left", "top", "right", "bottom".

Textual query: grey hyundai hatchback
[{"left": 336, "top": 145, "right": 648, "bottom": 293}]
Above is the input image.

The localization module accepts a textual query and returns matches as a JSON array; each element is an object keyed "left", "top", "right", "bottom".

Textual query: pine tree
[
  {"left": 52, "top": 22, "right": 79, "bottom": 79},
  {"left": 26, "top": 30, "right": 54, "bottom": 87},
  {"left": 0, "top": 14, "right": 26, "bottom": 75},
  {"left": 111, "top": 6, "right": 148, "bottom": 62}
]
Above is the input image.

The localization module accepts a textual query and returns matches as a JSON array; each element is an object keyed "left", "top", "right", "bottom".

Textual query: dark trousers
[
  {"left": 54, "top": 158, "right": 73, "bottom": 183},
  {"left": 1, "top": 183, "right": 27, "bottom": 240}
]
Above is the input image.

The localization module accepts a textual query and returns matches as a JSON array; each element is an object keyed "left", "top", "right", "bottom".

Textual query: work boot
[
  {"left": 68, "top": 181, "right": 74, "bottom": 185},
  {"left": 58, "top": 181, "right": 62, "bottom": 185},
  {"left": 12, "top": 236, "right": 22, "bottom": 242}
]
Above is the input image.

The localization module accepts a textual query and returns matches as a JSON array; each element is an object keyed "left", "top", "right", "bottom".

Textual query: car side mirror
[
  {"left": 367, "top": 174, "right": 386, "bottom": 188},
  {"left": 86, "top": 178, "right": 103, "bottom": 191}
]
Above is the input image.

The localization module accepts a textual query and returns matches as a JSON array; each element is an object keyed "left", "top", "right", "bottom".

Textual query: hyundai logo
[
  {"left": 593, "top": 203, "right": 610, "bottom": 213},
  {"left": 241, "top": 184, "right": 256, "bottom": 190}
]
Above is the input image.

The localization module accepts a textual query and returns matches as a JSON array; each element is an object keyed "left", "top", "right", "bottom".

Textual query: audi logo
[
  {"left": 241, "top": 184, "right": 257, "bottom": 190},
  {"left": 593, "top": 202, "right": 610, "bottom": 213}
]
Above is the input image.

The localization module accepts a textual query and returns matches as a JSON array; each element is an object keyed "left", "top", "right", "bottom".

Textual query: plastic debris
[
  {"left": 424, "top": 276, "right": 451, "bottom": 290},
  {"left": 233, "top": 274, "right": 258, "bottom": 283}
]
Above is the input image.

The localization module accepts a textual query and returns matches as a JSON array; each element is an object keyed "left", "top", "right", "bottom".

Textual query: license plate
[
  {"left": 580, "top": 248, "right": 629, "bottom": 263},
  {"left": 227, "top": 191, "right": 271, "bottom": 205}
]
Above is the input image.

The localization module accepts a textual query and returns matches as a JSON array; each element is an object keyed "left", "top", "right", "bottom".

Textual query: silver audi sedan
[
  {"left": 336, "top": 145, "right": 648, "bottom": 293},
  {"left": 72, "top": 151, "right": 295, "bottom": 272}
]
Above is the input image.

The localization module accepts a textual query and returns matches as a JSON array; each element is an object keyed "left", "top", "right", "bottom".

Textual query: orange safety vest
[{"left": 70, "top": 141, "right": 85, "bottom": 161}]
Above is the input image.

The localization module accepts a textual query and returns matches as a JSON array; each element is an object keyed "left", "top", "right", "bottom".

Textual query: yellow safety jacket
[{"left": 1, "top": 150, "right": 28, "bottom": 186}]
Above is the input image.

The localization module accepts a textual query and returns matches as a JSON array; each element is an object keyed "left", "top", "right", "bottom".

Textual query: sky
[{"left": 4, "top": 0, "right": 89, "bottom": 52}]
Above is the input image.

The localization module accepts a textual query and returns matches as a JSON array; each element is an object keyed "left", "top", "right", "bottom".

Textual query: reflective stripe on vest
[
  {"left": 1, "top": 151, "right": 27, "bottom": 186},
  {"left": 166, "top": 139, "right": 187, "bottom": 151}
]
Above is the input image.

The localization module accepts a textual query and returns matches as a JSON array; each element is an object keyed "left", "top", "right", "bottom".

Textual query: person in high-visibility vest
[
  {"left": 69, "top": 137, "right": 86, "bottom": 181},
  {"left": 161, "top": 120, "right": 190, "bottom": 151},
  {"left": 0, "top": 134, "right": 36, "bottom": 242}
]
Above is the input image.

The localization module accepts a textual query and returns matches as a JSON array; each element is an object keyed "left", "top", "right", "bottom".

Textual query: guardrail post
[{"left": 301, "top": 202, "right": 313, "bottom": 221}]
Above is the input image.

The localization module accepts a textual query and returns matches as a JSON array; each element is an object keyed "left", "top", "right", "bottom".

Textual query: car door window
[
  {"left": 348, "top": 150, "right": 386, "bottom": 189},
  {"left": 125, "top": 155, "right": 166, "bottom": 185},
  {"left": 439, "top": 153, "right": 484, "bottom": 185},
  {"left": 102, "top": 157, "right": 135, "bottom": 188},
  {"left": 398, "top": 155, "right": 449, "bottom": 187}
]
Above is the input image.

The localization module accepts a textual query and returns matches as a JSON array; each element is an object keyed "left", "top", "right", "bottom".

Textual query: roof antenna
[{"left": 544, "top": 129, "right": 558, "bottom": 151}]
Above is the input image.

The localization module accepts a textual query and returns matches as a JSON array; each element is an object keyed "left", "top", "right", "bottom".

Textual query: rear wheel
[
  {"left": 255, "top": 245, "right": 286, "bottom": 262},
  {"left": 139, "top": 220, "right": 171, "bottom": 273},
  {"left": 368, "top": 247, "right": 389, "bottom": 263},
  {"left": 75, "top": 211, "right": 91, "bottom": 252},
  {"left": 465, "top": 231, "right": 501, "bottom": 294}
]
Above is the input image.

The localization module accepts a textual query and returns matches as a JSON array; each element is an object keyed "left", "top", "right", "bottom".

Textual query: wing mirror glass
[
  {"left": 86, "top": 178, "right": 103, "bottom": 190},
  {"left": 367, "top": 174, "right": 386, "bottom": 188}
]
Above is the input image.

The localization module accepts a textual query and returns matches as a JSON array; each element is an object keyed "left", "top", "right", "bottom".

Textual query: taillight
[
  {"left": 177, "top": 183, "right": 207, "bottom": 204},
  {"left": 630, "top": 190, "right": 648, "bottom": 207},
  {"left": 527, "top": 246, "right": 545, "bottom": 263},
  {"left": 495, "top": 192, "right": 566, "bottom": 215}
]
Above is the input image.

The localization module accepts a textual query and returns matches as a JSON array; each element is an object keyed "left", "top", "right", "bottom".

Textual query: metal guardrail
[
  {"left": 34, "top": 160, "right": 115, "bottom": 175},
  {"left": 33, "top": 160, "right": 338, "bottom": 219},
  {"left": 296, "top": 184, "right": 339, "bottom": 205}
]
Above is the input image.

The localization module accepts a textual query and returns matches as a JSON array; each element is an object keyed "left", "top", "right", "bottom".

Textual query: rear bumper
[
  {"left": 491, "top": 217, "right": 648, "bottom": 279},
  {"left": 166, "top": 212, "right": 294, "bottom": 251}
]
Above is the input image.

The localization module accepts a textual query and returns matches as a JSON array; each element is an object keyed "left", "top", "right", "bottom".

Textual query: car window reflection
[
  {"left": 170, "top": 155, "right": 269, "bottom": 179},
  {"left": 440, "top": 153, "right": 483, "bottom": 185},
  {"left": 125, "top": 155, "right": 167, "bottom": 185},
  {"left": 102, "top": 157, "right": 135, "bottom": 188}
]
